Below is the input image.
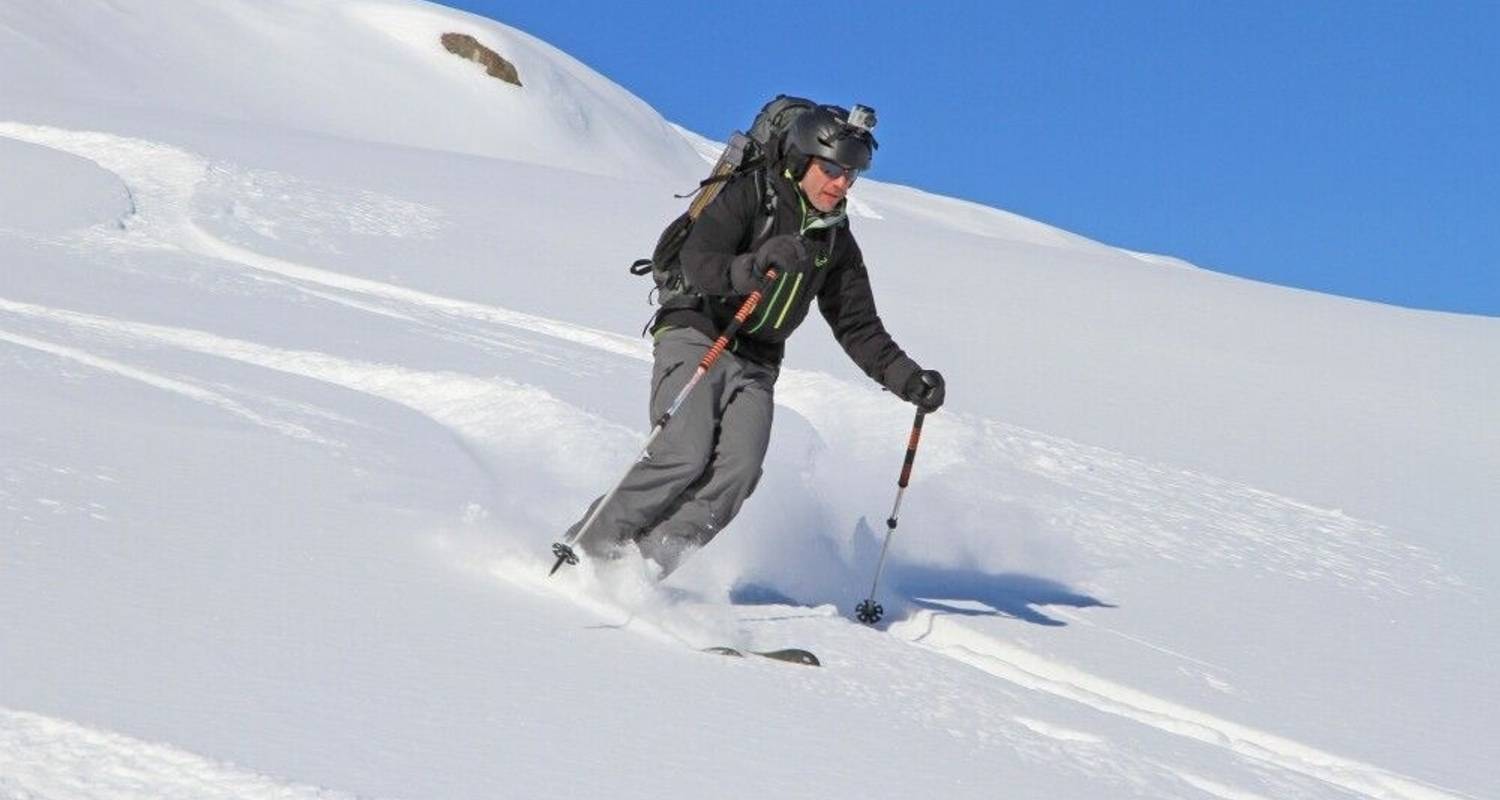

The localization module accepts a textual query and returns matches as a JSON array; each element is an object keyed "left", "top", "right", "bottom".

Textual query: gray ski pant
[{"left": 569, "top": 326, "right": 777, "bottom": 576}]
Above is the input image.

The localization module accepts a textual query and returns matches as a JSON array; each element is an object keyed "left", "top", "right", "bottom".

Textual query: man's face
[{"left": 800, "top": 157, "right": 857, "bottom": 213}]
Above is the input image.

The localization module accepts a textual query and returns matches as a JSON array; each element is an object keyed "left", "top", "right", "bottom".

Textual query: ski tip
[
  {"left": 756, "top": 648, "right": 821, "bottom": 667},
  {"left": 702, "top": 646, "right": 821, "bottom": 667}
]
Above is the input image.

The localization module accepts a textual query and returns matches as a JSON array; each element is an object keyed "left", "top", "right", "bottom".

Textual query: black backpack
[{"left": 631, "top": 95, "right": 818, "bottom": 320}]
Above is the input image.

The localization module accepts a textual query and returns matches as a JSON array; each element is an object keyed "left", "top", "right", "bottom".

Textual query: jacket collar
[{"left": 776, "top": 169, "right": 848, "bottom": 232}]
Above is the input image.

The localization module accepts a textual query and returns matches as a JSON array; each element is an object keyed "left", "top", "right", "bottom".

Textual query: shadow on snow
[{"left": 731, "top": 567, "right": 1113, "bottom": 628}]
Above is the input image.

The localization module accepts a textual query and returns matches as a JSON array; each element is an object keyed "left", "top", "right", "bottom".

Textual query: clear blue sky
[{"left": 438, "top": 1, "right": 1498, "bottom": 316}]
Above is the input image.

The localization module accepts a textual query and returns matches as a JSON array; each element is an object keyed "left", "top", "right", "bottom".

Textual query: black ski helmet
[{"left": 783, "top": 104, "right": 878, "bottom": 179}]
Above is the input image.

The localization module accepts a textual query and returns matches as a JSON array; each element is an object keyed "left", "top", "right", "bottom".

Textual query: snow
[{"left": 2, "top": 1, "right": 1496, "bottom": 798}]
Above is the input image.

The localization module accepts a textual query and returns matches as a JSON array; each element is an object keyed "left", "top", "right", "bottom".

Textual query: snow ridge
[{"left": 0, "top": 708, "right": 375, "bottom": 800}]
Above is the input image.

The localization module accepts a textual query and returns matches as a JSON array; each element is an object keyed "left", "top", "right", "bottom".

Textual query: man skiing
[{"left": 565, "top": 103, "right": 945, "bottom": 578}]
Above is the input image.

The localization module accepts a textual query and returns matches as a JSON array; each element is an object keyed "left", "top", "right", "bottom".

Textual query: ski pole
[
  {"left": 855, "top": 409, "right": 926, "bottom": 624},
  {"left": 549, "top": 268, "right": 781, "bottom": 576}
]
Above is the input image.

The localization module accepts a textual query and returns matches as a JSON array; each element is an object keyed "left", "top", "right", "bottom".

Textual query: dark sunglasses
[{"left": 813, "top": 157, "right": 861, "bottom": 182}]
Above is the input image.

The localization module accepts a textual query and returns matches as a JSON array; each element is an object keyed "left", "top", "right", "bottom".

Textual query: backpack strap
[
  {"left": 750, "top": 167, "right": 778, "bottom": 250},
  {"left": 674, "top": 156, "right": 769, "bottom": 199}
]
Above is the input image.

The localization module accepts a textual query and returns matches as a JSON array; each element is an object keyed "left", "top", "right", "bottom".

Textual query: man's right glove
[
  {"left": 902, "top": 369, "right": 946, "bottom": 413},
  {"left": 730, "top": 234, "right": 809, "bottom": 294}
]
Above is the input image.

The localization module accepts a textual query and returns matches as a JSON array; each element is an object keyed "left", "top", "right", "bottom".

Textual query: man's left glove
[{"left": 902, "top": 369, "right": 945, "bottom": 413}]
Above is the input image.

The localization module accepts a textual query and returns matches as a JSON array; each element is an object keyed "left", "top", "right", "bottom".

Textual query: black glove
[
  {"left": 730, "top": 235, "right": 809, "bottom": 293},
  {"left": 902, "top": 369, "right": 945, "bottom": 413}
]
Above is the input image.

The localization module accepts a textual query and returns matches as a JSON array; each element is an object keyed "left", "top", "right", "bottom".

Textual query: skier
[{"left": 566, "top": 103, "right": 945, "bottom": 577}]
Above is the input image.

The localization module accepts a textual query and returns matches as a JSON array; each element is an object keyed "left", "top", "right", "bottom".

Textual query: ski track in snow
[
  {"left": 976, "top": 419, "right": 1458, "bottom": 597},
  {"left": 894, "top": 611, "right": 1470, "bottom": 800},
  {"left": 0, "top": 294, "right": 638, "bottom": 497},
  {"left": 0, "top": 121, "right": 1469, "bottom": 800},
  {"left": 0, "top": 327, "right": 337, "bottom": 447},
  {"left": 0, "top": 708, "right": 375, "bottom": 800}
]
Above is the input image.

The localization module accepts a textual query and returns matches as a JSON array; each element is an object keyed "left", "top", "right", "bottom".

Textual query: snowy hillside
[{"left": 2, "top": 2, "right": 1496, "bottom": 799}]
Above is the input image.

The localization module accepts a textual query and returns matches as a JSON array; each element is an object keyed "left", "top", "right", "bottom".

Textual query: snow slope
[{"left": 2, "top": 2, "right": 1496, "bottom": 799}]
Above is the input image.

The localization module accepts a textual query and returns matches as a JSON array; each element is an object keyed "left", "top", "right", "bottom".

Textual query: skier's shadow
[
  {"left": 887, "top": 565, "right": 1114, "bottom": 626},
  {"left": 729, "top": 512, "right": 1114, "bottom": 626},
  {"left": 731, "top": 567, "right": 1112, "bottom": 627}
]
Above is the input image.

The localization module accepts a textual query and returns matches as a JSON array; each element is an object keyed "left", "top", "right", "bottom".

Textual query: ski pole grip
[
  {"left": 898, "top": 410, "right": 926, "bottom": 488},
  {"left": 698, "top": 268, "right": 778, "bottom": 372},
  {"left": 699, "top": 339, "right": 730, "bottom": 372}
]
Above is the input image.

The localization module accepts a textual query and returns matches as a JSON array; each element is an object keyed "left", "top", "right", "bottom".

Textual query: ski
[{"left": 703, "top": 646, "right": 821, "bottom": 667}]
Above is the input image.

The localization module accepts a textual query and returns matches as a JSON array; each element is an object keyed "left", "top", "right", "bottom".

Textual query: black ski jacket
[{"left": 658, "top": 169, "right": 920, "bottom": 395}]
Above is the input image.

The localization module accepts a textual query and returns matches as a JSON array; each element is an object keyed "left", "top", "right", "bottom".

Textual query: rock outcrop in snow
[{"left": 440, "top": 32, "right": 522, "bottom": 86}]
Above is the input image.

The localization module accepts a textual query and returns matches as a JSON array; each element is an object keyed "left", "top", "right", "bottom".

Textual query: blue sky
[{"left": 438, "top": 1, "right": 1498, "bottom": 316}]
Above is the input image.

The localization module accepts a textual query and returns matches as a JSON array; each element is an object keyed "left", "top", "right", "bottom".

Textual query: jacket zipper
[{"left": 746, "top": 183, "right": 839, "bottom": 335}]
